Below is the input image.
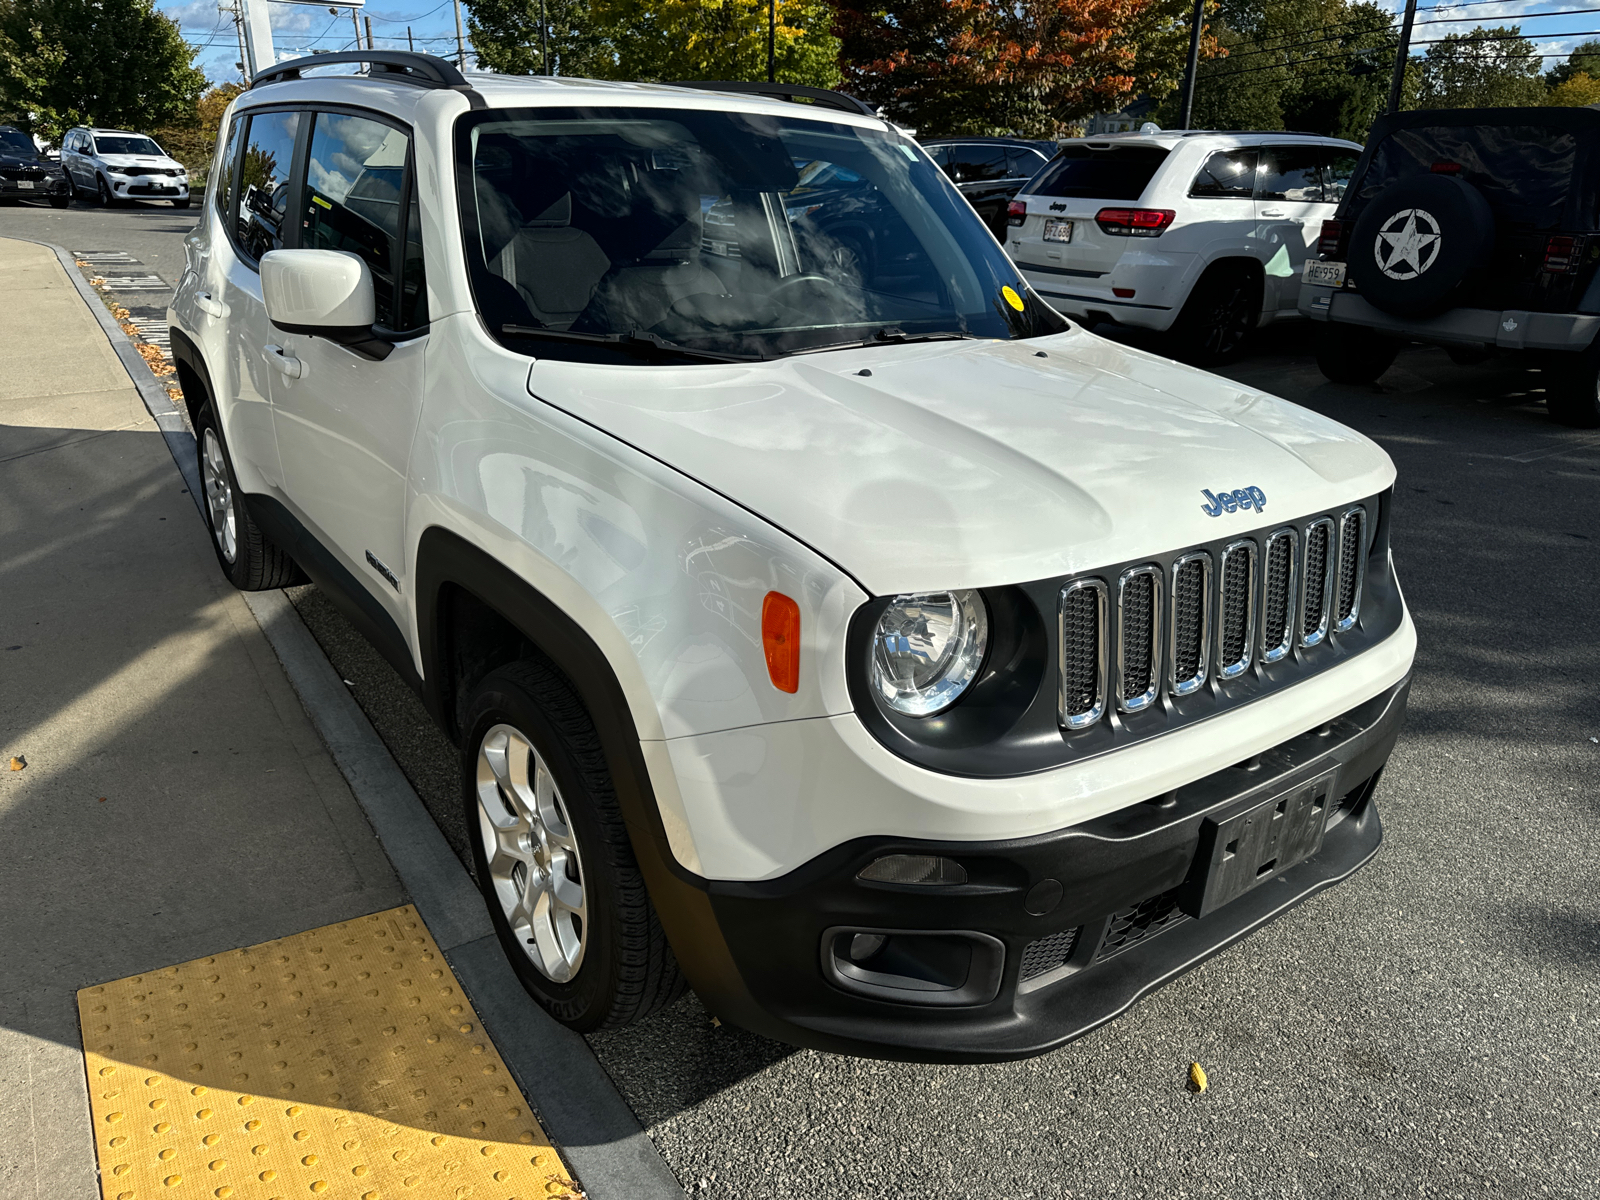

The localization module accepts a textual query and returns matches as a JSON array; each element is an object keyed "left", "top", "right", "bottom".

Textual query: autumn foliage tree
[{"left": 833, "top": 0, "right": 1212, "bottom": 136}]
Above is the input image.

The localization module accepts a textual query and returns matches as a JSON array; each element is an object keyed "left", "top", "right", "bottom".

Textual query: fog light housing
[{"left": 857, "top": 854, "right": 967, "bottom": 885}]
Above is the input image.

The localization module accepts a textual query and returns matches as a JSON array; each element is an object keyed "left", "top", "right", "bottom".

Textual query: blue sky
[{"left": 162, "top": 0, "right": 1600, "bottom": 87}]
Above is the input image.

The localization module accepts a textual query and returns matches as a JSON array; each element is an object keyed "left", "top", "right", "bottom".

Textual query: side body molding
[{"left": 410, "top": 527, "right": 765, "bottom": 1026}]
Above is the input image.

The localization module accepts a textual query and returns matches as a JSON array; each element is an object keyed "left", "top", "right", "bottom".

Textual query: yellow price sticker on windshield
[{"left": 1002, "top": 285, "right": 1025, "bottom": 311}]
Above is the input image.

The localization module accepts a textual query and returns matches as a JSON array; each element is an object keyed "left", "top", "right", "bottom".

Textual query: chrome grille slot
[
  {"left": 1334, "top": 506, "right": 1366, "bottom": 632},
  {"left": 1167, "top": 552, "right": 1211, "bottom": 696},
  {"left": 1116, "top": 566, "right": 1162, "bottom": 713},
  {"left": 1217, "top": 539, "right": 1255, "bottom": 678},
  {"left": 1261, "top": 529, "right": 1297, "bottom": 663},
  {"left": 1058, "top": 579, "right": 1108, "bottom": 729},
  {"left": 1300, "top": 517, "right": 1335, "bottom": 647}
]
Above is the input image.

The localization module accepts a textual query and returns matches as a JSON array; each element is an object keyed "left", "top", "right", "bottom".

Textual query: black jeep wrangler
[{"left": 1299, "top": 106, "right": 1600, "bottom": 427}]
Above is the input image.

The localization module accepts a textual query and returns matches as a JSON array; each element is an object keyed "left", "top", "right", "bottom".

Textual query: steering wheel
[{"left": 768, "top": 273, "right": 849, "bottom": 307}]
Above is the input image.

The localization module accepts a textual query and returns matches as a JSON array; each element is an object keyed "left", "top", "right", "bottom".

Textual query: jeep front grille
[
  {"left": 1115, "top": 566, "right": 1162, "bottom": 712},
  {"left": 1018, "top": 927, "right": 1081, "bottom": 983},
  {"left": 1301, "top": 517, "right": 1335, "bottom": 646},
  {"left": 1056, "top": 505, "right": 1368, "bottom": 732},
  {"left": 1168, "top": 552, "right": 1211, "bottom": 696},
  {"left": 1335, "top": 507, "right": 1366, "bottom": 631},
  {"left": 1058, "top": 579, "right": 1107, "bottom": 728},
  {"left": 1217, "top": 539, "right": 1255, "bottom": 678}
]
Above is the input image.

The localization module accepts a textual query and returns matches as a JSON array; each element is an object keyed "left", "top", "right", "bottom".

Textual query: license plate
[
  {"left": 1180, "top": 770, "right": 1337, "bottom": 919},
  {"left": 1303, "top": 259, "right": 1345, "bottom": 287},
  {"left": 16, "top": 180, "right": 34, "bottom": 190},
  {"left": 1043, "top": 219, "right": 1074, "bottom": 244}
]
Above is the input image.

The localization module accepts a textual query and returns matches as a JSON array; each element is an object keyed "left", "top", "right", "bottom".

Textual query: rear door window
[
  {"left": 1007, "top": 146, "right": 1048, "bottom": 181},
  {"left": 301, "top": 111, "right": 414, "bottom": 329},
  {"left": 236, "top": 111, "right": 301, "bottom": 262},
  {"left": 1027, "top": 145, "right": 1169, "bottom": 201},
  {"left": 1191, "top": 149, "right": 1258, "bottom": 199},
  {"left": 947, "top": 145, "right": 1008, "bottom": 183},
  {"left": 1323, "top": 151, "right": 1358, "bottom": 203},
  {"left": 1256, "top": 148, "right": 1325, "bottom": 202}
]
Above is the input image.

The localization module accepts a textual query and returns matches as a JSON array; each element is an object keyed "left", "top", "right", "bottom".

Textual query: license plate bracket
[
  {"left": 1179, "top": 769, "right": 1337, "bottom": 919},
  {"left": 1043, "top": 219, "right": 1074, "bottom": 244}
]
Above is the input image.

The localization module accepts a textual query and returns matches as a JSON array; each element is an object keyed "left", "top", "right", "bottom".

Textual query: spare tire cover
[{"left": 1347, "top": 173, "right": 1494, "bottom": 318}]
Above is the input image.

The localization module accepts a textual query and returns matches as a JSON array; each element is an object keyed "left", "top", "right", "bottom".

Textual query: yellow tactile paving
[{"left": 77, "top": 906, "right": 582, "bottom": 1200}]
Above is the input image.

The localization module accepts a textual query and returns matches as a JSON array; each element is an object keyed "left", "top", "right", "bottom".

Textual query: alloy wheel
[
  {"left": 97, "top": 176, "right": 111, "bottom": 206},
  {"left": 201, "top": 427, "right": 237, "bottom": 563},
  {"left": 1200, "top": 277, "right": 1254, "bottom": 359},
  {"left": 476, "top": 723, "right": 588, "bottom": 983}
]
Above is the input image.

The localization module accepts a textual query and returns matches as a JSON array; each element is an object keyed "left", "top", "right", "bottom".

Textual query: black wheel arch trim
[
  {"left": 168, "top": 326, "right": 214, "bottom": 427},
  {"left": 410, "top": 527, "right": 772, "bottom": 1033}
]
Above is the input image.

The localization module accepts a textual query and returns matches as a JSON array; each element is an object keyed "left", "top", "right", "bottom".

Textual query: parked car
[
  {"left": 0, "top": 125, "right": 71, "bottom": 208},
  {"left": 60, "top": 126, "right": 190, "bottom": 207},
  {"left": 922, "top": 136, "right": 1057, "bottom": 238},
  {"left": 1008, "top": 131, "right": 1362, "bottom": 364},
  {"left": 171, "top": 54, "right": 1415, "bottom": 1062},
  {"left": 1301, "top": 106, "right": 1600, "bottom": 427}
]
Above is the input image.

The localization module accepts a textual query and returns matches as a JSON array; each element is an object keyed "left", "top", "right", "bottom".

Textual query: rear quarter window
[
  {"left": 1028, "top": 145, "right": 1169, "bottom": 201},
  {"left": 1356, "top": 125, "right": 1580, "bottom": 225}
]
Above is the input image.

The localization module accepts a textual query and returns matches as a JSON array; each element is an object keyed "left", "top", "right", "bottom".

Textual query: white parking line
[{"left": 1507, "top": 432, "right": 1600, "bottom": 463}]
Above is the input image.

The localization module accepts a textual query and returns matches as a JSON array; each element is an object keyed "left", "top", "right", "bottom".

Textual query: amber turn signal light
[{"left": 762, "top": 591, "right": 801, "bottom": 693}]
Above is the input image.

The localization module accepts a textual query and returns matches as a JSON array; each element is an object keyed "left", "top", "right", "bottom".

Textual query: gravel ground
[
  {"left": 22, "top": 191, "right": 1592, "bottom": 1197},
  {"left": 276, "top": 328, "right": 1600, "bottom": 1199}
]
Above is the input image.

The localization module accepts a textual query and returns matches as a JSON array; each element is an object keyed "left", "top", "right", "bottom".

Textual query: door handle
[
  {"left": 263, "top": 344, "right": 302, "bottom": 379},
  {"left": 1259, "top": 208, "right": 1286, "bottom": 217},
  {"left": 196, "top": 291, "right": 226, "bottom": 318}
]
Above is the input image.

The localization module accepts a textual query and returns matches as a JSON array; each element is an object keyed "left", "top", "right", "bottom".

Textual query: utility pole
[
  {"left": 540, "top": 0, "right": 548, "bottom": 73},
  {"left": 454, "top": 0, "right": 467, "bottom": 69},
  {"left": 1178, "top": 0, "right": 1204, "bottom": 129},
  {"left": 1387, "top": 0, "right": 1418, "bottom": 114},
  {"left": 364, "top": 13, "right": 374, "bottom": 48},
  {"left": 351, "top": 6, "right": 362, "bottom": 50},
  {"left": 407, "top": 25, "right": 414, "bottom": 52},
  {"left": 767, "top": 0, "right": 776, "bottom": 83},
  {"left": 222, "top": 0, "right": 251, "bottom": 82}
]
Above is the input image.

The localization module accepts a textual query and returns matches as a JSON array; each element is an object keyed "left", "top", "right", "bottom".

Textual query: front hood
[
  {"left": 101, "top": 155, "right": 179, "bottom": 170},
  {"left": 527, "top": 327, "right": 1395, "bottom": 595}
]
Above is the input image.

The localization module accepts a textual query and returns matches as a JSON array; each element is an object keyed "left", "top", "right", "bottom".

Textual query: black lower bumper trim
[{"left": 664, "top": 677, "right": 1409, "bottom": 1063}]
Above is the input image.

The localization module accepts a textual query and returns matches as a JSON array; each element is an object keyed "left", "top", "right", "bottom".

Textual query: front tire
[
  {"left": 174, "top": 197, "right": 190, "bottom": 209},
  {"left": 194, "top": 402, "right": 304, "bottom": 588},
  {"left": 1314, "top": 321, "right": 1402, "bottom": 385},
  {"left": 1169, "top": 263, "right": 1261, "bottom": 366},
  {"left": 49, "top": 194, "right": 70, "bottom": 209},
  {"left": 463, "top": 660, "right": 684, "bottom": 1033},
  {"left": 96, "top": 175, "right": 112, "bottom": 206}
]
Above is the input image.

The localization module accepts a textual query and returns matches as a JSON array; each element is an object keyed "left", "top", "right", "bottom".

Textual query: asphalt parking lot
[{"left": 7, "top": 197, "right": 1597, "bottom": 1198}]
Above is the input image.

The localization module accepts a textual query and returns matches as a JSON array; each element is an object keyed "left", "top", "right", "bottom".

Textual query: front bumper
[
  {"left": 670, "top": 677, "right": 1408, "bottom": 1062},
  {"left": 0, "top": 176, "right": 69, "bottom": 198},
  {"left": 1300, "top": 283, "right": 1600, "bottom": 351},
  {"left": 114, "top": 178, "right": 188, "bottom": 198}
]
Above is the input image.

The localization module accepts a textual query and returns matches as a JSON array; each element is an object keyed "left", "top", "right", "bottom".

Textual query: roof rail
[
  {"left": 249, "top": 50, "right": 481, "bottom": 104},
  {"left": 669, "top": 80, "right": 878, "bottom": 118}
]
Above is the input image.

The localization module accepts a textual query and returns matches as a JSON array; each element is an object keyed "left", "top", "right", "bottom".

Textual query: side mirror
[{"left": 260, "top": 249, "right": 392, "bottom": 359}]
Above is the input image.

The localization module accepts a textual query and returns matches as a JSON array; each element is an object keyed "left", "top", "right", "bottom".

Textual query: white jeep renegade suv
[
  {"left": 1008, "top": 132, "right": 1361, "bottom": 364},
  {"left": 170, "top": 53, "right": 1415, "bottom": 1062}
]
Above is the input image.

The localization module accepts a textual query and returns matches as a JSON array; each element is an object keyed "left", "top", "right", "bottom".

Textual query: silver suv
[{"left": 61, "top": 127, "right": 190, "bottom": 207}]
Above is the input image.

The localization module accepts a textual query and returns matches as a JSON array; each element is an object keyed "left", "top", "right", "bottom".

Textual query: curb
[{"left": 45, "top": 235, "right": 687, "bottom": 1200}]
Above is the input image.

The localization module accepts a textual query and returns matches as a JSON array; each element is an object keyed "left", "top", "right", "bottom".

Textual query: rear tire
[
  {"left": 194, "top": 402, "right": 305, "bottom": 589},
  {"left": 1170, "top": 263, "right": 1261, "bottom": 366},
  {"left": 174, "top": 197, "right": 190, "bottom": 209},
  {"left": 1315, "top": 322, "right": 1401, "bottom": 385},
  {"left": 48, "top": 194, "right": 69, "bottom": 209},
  {"left": 1545, "top": 348, "right": 1600, "bottom": 428},
  {"left": 462, "top": 660, "right": 685, "bottom": 1033}
]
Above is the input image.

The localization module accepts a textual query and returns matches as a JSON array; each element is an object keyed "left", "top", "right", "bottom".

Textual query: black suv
[
  {"left": 1300, "top": 107, "right": 1600, "bottom": 426},
  {"left": 922, "top": 136, "right": 1057, "bottom": 238},
  {"left": 0, "top": 126, "right": 70, "bottom": 208}
]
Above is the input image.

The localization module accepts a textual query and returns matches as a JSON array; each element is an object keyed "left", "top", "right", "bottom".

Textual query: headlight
[{"left": 870, "top": 590, "right": 988, "bottom": 716}]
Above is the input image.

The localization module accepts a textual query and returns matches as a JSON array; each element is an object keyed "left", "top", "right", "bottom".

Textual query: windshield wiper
[
  {"left": 501, "top": 325, "right": 762, "bottom": 364},
  {"left": 792, "top": 325, "right": 983, "bottom": 356}
]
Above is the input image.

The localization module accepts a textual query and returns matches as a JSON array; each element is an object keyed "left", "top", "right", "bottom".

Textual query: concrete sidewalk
[
  {"left": 0, "top": 239, "right": 411, "bottom": 1194},
  {"left": 0, "top": 239, "right": 677, "bottom": 1200}
]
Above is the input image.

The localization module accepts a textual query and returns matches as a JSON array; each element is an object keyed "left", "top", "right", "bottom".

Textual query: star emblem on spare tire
[{"left": 1374, "top": 207, "right": 1443, "bottom": 280}]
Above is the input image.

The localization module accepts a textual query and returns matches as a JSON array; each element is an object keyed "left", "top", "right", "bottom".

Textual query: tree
[
  {"left": 593, "top": 0, "right": 841, "bottom": 86},
  {"left": 0, "top": 0, "right": 206, "bottom": 143},
  {"left": 1545, "top": 38, "right": 1600, "bottom": 90},
  {"left": 154, "top": 83, "right": 244, "bottom": 177},
  {"left": 1418, "top": 26, "right": 1544, "bottom": 110},
  {"left": 1547, "top": 71, "right": 1600, "bottom": 108},
  {"left": 465, "top": 0, "right": 611, "bottom": 78},
  {"left": 834, "top": 0, "right": 1211, "bottom": 137}
]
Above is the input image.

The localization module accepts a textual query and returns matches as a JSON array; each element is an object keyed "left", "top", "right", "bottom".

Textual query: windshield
[
  {"left": 0, "top": 130, "right": 35, "bottom": 156},
  {"left": 96, "top": 135, "right": 162, "bottom": 157},
  {"left": 456, "top": 107, "right": 1065, "bottom": 363}
]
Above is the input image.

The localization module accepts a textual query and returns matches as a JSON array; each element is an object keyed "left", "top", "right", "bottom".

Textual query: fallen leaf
[
  {"left": 7, "top": 755, "right": 24, "bottom": 771},
  {"left": 1187, "top": 1061, "right": 1208, "bottom": 1093},
  {"left": 98, "top": 797, "right": 108, "bottom": 803},
  {"left": 710, "top": 1016, "right": 721, "bottom": 1028}
]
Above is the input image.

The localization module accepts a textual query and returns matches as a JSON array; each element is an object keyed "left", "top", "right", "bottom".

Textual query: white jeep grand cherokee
[{"left": 170, "top": 52, "right": 1415, "bottom": 1062}]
